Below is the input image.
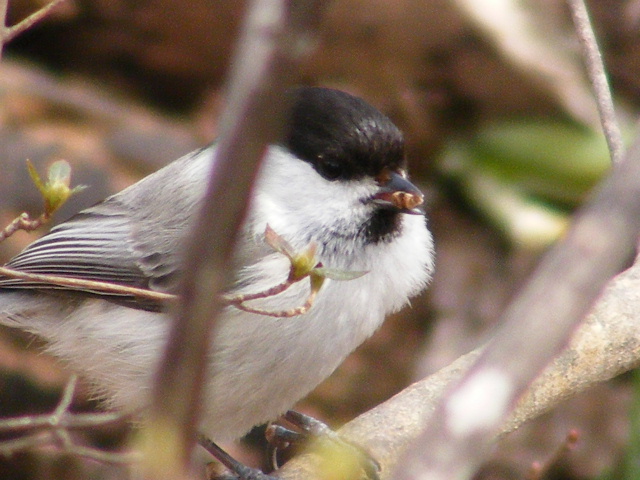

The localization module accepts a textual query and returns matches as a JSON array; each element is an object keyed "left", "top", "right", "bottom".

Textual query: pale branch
[
  {"left": 0, "top": 266, "right": 176, "bottom": 303},
  {"left": 139, "top": 1, "right": 327, "bottom": 478},
  {"left": 231, "top": 288, "right": 318, "bottom": 318},
  {"left": 389, "top": 126, "right": 640, "bottom": 480},
  {"left": 0, "top": 0, "right": 8, "bottom": 58},
  {"left": 278, "top": 249, "right": 640, "bottom": 480},
  {"left": 0, "top": 408, "right": 132, "bottom": 432},
  {"left": 0, "top": 430, "right": 139, "bottom": 465},
  {"left": 0, "top": 376, "right": 137, "bottom": 464},
  {"left": 0, "top": 212, "right": 48, "bottom": 242},
  {"left": 1, "top": 0, "right": 68, "bottom": 44},
  {"left": 0, "top": 433, "right": 52, "bottom": 457},
  {"left": 222, "top": 277, "right": 295, "bottom": 304},
  {"left": 567, "top": 0, "right": 625, "bottom": 164},
  {"left": 54, "top": 444, "right": 139, "bottom": 465}
]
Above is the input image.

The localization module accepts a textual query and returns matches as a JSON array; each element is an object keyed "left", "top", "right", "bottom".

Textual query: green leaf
[
  {"left": 264, "top": 225, "right": 368, "bottom": 283},
  {"left": 313, "top": 267, "right": 368, "bottom": 281},
  {"left": 264, "top": 224, "right": 296, "bottom": 259},
  {"left": 290, "top": 243, "right": 318, "bottom": 280},
  {"left": 27, "top": 159, "right": 86, "bottom": 215},
  {"left": 309, "top": 272, "right": 326, "bottom": 294}
]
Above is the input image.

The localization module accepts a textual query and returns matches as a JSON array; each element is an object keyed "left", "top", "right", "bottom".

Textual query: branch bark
[
  {"left": 0, "top": 0, "right": 68, "bottom": 58},
  {"left": 138, "top": 1, "right": 326, "bottom": 479},
  {"left": 567, "top": 0, "right": 625, "bottom": 164},
  {"left": 393, "top": 126, "right": 640, "bottom": 479},
  {"left": 278, "top": 124, "right": 640, "bottom": 480},
  {"left": 279, "top": 200, "right": 640, "bottom": 480}
]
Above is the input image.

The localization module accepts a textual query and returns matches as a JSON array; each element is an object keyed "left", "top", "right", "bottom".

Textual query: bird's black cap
[{"left": 282, "top": 87, "right": 406, "bottom": 182}]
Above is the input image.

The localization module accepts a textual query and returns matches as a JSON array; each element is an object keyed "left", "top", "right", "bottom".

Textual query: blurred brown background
[{"left": 1, "top": 0, "right": 640, "bottom": 479}]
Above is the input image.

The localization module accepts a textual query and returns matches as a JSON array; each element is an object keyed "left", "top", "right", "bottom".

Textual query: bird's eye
[
  {"left": 375, "top": 168, "right": 393, "bottom": 185},
  {"left": 316, "top": 157, "right": 343, "bottom": 180}
]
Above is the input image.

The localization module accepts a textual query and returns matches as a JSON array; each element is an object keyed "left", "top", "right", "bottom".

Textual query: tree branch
[
  {"left": 279, "top": 200, "right": 640, "bottom": 480},
  {"left": 390, "top": 126, "right": 640, "bottom": 480},
  {"left": 138, "top": 1, "right": 326, "bottom": 479},
  {"left": 0, "top": 0, "right": 68, "bottom": 59},
  {"left": 567, "top": 0, "right": 625, "bottom": 164},
  {"left": 0, "top": 376, "right": 136, "bottom": 464}
]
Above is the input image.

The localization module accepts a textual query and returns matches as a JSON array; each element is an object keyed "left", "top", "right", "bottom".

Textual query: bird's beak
[{"left": 371, "top": 171, "right": 424, "bottom": 215}]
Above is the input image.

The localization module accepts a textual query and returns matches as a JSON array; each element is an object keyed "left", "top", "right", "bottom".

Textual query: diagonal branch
[
  {"left": 277, "top": 141, "right": 640, "bottom": 479},
  {"left": 0, "top": 375, "right": 137, "bottom": 464},
  {"left": 138, "top": 1, "right": 327, "bottom": 479},
  {"left": 0, "top": 0, "right": 68, "bottom": 52},
  {"left": 386, "top": 125, "right": 640, "bottom": 480},
  {"left": 567, "top": 0, "right": 625, "bottom": 164}
]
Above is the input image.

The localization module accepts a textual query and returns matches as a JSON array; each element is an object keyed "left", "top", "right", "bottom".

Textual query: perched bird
[{"left": 0, "top": 87, "right": 434, "bottom": 464}]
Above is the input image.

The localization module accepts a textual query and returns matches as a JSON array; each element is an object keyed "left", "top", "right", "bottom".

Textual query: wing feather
[{"left": 0, "top": 148, "right": 212, "bottom": 307}]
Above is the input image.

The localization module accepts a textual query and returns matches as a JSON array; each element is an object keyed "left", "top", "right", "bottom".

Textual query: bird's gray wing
[
  {"left": 0, "top": 148, "right": 211, "bottom": 309},
  {"left": 2, "top": 207, "right": 154, "bottom": 288}
]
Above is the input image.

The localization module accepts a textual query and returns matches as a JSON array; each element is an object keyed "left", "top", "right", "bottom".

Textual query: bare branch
[
  {"left": 0, "top": 409, "right": 132, "bottom": 433},
  {"left": 0, "top": 266, "right": 176, "bottom": 302},
  {"left": 0, "top": 375, "right": 137, "bottom": 464},
  {"left": 0, "top": 431, "right": 138, "bottom": 464},
  {"left": 0, "top": 433, "right": 52, "bottom": 457},
  {"left": 0, "top": 0, "right": 9, "bottom": 57},
  {"left": 1, "top": 0, "right": 67, "bottom": 44},
  {"left": 386, "top": 120, "right": 640, "bottom": 479},
  {"left": 231, "top": 288, "right": 318, "bottom": 318},
  {"left": 567, "top": 0, "right": 625, "bottom": 164},
  {"left": 0, "top": 213, "right": 48, "bottom": 242},
  {"left": 139, "top": 1, "right": 327, "bottom": 478},
  {"left": 279, "top": 240, "right": 640, "bottom": 480}
]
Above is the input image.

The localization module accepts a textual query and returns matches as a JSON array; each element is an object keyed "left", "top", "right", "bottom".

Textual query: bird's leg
[
  {"left": 198, "top": 434, "right": 278, "bottom": 480},
  {"left": 265, "top": 410, "right": 380, "bottom": 480}
]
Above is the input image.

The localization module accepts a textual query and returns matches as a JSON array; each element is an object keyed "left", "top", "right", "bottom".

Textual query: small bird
[{"left": 0, "top": 87, "right": 434, "bottom": 467}]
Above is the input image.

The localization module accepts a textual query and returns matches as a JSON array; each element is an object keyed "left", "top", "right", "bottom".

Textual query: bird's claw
[{"left": 266, "top": 410, "right": 381, "bottom": 480}]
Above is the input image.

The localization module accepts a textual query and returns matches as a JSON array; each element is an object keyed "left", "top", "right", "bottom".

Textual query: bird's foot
[
  {"left": 199, "top": 434, "right": 278, "bottom": 480},
  {"left": 265, "top": 410, "right": 380, "bottom": 480}
]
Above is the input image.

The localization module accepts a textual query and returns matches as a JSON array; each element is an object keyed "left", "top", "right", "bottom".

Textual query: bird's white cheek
[{"left": 363, "top": 214, "right": 434, "bottom": 313}]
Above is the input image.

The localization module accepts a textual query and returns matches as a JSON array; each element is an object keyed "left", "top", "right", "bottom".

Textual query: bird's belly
[{"left": 201, "top": 298, "right": 376, "bottom": 442}]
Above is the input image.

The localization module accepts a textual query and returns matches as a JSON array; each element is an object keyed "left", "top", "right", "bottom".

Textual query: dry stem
[
  {"left": 0, "top": 213, "right": 49, "bottom": 242},
  {"left": 567, "top": 0, "right": 625, "bottom": 164},
  {"left": 0, "top": 376, "right": 137, "bottom": 464},
  {"left": 0, "top": 0, "right": 68, "bottom": 57}
]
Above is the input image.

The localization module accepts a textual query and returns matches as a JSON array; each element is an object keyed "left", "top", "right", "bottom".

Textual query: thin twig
[
  {"left": 54, "top": 374, "right": 77, "bottom": 416},
  {"left": 525, "top": 430, "right": 579, "bottom": 480},
  {"left": 0, "top": 433, "right": 52, "bottom": 456},
  {"left": 0, "top": 375, "right": 138, "bottom": 464},
  {"left": 0, "top": 265, "right": 176, "bottom": 303},
  {"left": 223, "top": 277, "right": 296, "bottom": 304},
  {"left": 2, "top": 0, "right": 67, "bottom": 44},
  {"left": 0, "top": 430, "right": 139, "bottom": 464},
  {"left": 567, "top": 0, "right": 625, "bottom": 164},
  {"left": 0, "top": 212, "right": 48, "bottom": 242},
  {"left": 0, "top": 0, "right": 9, "bottom": 59},
  {"left": 59, "top": 444, "right": 140, "bottom": 464},
  {"left": 0, "top": 375, "right": 134, "bottom": 433},
  {"left": 232, "top": 288, "right": 318, "bottom": 318},
  {"left": 0, "top": 409, "right": 133, "bottom": 432}
]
